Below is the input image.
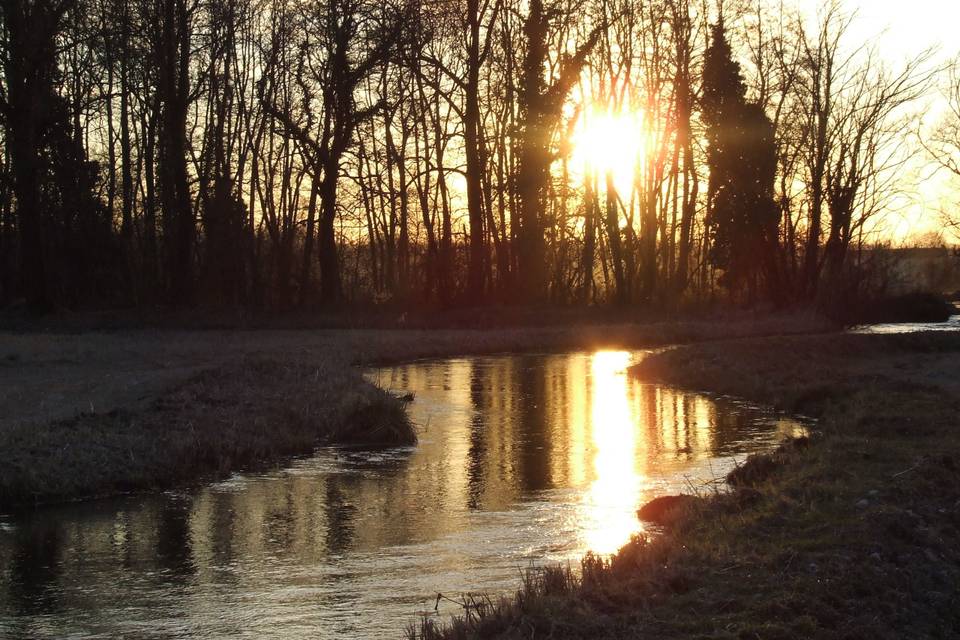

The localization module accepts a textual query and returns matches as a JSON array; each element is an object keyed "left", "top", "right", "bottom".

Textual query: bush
[
  {"left": 859, "top": 292, "right": 956, "bottom": 324},
  {"left": 833, "top": 291, "right": 956, "bottom": 326}
]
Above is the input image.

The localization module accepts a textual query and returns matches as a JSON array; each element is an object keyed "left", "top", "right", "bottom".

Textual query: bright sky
[{"left": 840, "top": 1, "right": 960, "bottom": 62}]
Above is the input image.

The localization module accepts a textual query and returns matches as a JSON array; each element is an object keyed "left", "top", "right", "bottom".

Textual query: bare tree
[
  {"left": 796, "top": 2, "right": 933, "bottom": 296},
  {"left": 514, "top": 0, "right": 602, "bottom": 299},
  {"left": 921, "top": 55, "right": 960, "bottom": 239},
  {"left": 261, "top": 0, "right": 406, "bottom": 303}
]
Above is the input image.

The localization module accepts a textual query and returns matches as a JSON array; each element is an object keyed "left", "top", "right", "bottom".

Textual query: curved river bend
[{"left": 0, "top": 350, "right": 804, "bottom": 639}]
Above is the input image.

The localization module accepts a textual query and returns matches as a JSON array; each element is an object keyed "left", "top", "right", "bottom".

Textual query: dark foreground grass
[
  {"left": 409, "top": 332, "right": 960, "bottom": 639},
  {"left": 0, "top": 359, "right": 413, "bottom": 509}
]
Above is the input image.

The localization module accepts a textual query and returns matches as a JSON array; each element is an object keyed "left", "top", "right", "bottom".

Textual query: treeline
[{"left": 0, "top": 0, "right": 940, "bottom": 311}]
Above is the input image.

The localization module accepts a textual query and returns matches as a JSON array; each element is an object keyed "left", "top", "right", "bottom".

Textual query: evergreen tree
[
  {"left": 702, "top": 20, "right": 780, "bottom": 300},
  {"left": 1, "top": 0, "right": 121, "bottom": 310}
]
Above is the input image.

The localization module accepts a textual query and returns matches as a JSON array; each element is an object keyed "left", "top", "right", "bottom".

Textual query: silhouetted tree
[
  {"left": 261, "top": 0, "right": 405, "bottom": 304},
  {"left": 702, "top": 18, "right": 779, "bottom": 300},
  {"left": 1, "top": 0, "right": 119, "bottom": 309},
  {"left": 514, "top": 0, "right": 601, "bottom": 300},
  {"left": 924, "top": 55, "right": 960, "bottom": 240},
  {"left": 0, "top": 0, "right": 938, "bottom": 312},
  {"left": 151, "top": 0, "right": 197, "bottom": 304},
  {"left": 196, "top": 0, "right": 251, "bottom": 307},
  {"left": 794, "top": 2, "right": 933, "bottom": 301}
]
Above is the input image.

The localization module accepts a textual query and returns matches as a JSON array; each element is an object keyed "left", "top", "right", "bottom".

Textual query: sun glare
[
  {"left": 582, "top": 350, "right": 643, "bottom": 555},
  {"left": 572, "top": 107, "right": 645, "bottom": 197}
]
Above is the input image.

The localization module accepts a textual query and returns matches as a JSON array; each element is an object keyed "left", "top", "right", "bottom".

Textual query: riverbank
[
  {"left": 1, "top": 360, "right": 414, "bottom": 508},
  {"left": 0, "top": 313, "right": 829, "bottom": 510},
  {"left": 412, "top": 332, "right": 960, "bottom": 639}
]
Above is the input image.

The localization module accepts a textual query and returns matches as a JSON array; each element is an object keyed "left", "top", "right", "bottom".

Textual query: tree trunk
[
  {"left": 464, "top": 0, "right": 486, "bottom": 300},
  {"left": 3, "top": 0, "right": 59, "bottom": 310},
  {"left": 604, "top": 172, "right": 626, "bottom": 303},
  {"left": 157, "top": 0, "right": 194, "bottom": 304},
  {"left": 317, "top": 156, "right": 343, "bottom": 303}
]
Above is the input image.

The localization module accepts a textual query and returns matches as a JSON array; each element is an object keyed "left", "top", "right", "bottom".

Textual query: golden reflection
[
  {"left": 581, "top": 351, "right": 644, "bottom": 555},
  {"left": 566, "top": 355, "right": 589, "bottom": 488}
]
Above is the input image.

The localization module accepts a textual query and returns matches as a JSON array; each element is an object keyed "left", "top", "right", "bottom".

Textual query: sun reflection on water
[{"left": 581, "top": 351, "right": 645, "bottom": 555}]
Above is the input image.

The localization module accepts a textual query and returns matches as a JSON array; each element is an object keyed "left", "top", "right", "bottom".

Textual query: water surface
[
  {"left": 0, "top": 350, "right": 804, "bottom": 639},
  {"left": 850, "top": 314, "right": 960, "bottom": 334}
]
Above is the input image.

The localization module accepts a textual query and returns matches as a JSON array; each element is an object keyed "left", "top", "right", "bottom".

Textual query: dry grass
[
  {"left": 0, "top": 358, "right": 413, "bottom": 508},
  {"left": 409, "top": 332, "right": 960, "bottom": 639}
]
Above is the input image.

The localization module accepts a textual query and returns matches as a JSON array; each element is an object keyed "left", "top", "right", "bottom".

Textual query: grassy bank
[
  {"left": 0, "top": 359, "right": 414, "bottom": 509},
  {"left": 411, "top": 332, "right": 960, "bottom": 639},
  {"left": 0, "top": 312, "right": 832, "bottom": 510}
]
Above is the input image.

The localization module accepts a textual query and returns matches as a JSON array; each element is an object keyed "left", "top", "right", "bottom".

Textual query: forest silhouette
[{"left": 0, "top": 0, "right": 945, "bottom": 312}]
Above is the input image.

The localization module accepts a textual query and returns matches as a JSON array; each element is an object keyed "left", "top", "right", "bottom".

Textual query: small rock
[
  {"left": 868, "top": 490, "right": 880, "bottom": 497},
  {"left": 807, "top": 562, "right": 819, "bottom": 574},
  {"left": 856, "top": 499, "right": 870, "bottom": 509},
  {"left": 870, "top": 553, "right": 882, "bottom": 562},
  {"left": 637, "top": 495, "right": 700, "bottom": 525}
]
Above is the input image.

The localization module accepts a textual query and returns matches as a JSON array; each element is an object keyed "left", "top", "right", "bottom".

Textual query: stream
[{"left": 0, "top": 350, "right": 806, "bottom": 639}]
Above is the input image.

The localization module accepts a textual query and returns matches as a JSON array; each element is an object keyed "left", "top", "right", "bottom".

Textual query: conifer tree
[{"left": 702, "top": 19, "right": 780, "bottom": 300}]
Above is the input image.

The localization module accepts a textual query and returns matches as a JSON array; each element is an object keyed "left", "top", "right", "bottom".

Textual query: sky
[{"left": 841, "top": 1, "right": 960, "bottom": 63}]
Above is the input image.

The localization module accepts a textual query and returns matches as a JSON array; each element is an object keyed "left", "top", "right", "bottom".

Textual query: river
[
  {"left": 850, "top": 314, "right": 960, "bottom": 334},
  {"left": 0, "top": 350, "right": 805, "bottom": 639}
]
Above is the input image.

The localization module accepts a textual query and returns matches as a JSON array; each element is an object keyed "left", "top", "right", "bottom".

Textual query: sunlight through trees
[{"left": 0, "top": 0, "right": 945, "bottom": 310}]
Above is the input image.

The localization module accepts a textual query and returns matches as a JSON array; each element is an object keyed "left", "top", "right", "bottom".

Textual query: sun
[{"left": 571, "top": 106, "right": 645, "bottom": 197}]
